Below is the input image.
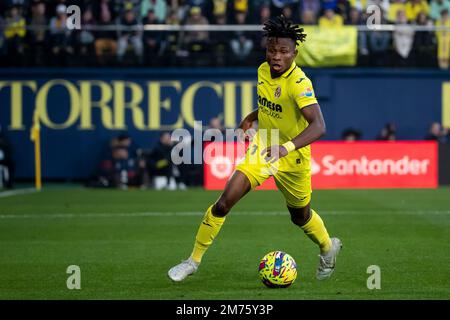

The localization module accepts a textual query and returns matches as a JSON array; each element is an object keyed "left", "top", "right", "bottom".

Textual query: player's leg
[
  {"left": 288, "top": 204, "right": 342, "bottom": 280},
  {"left": 288, "top": 203, "right": 331, "bottom": 254},
  {"left": 275, "top": 171, "right": 342, "bottom": 280},
  {"left": 190, "top": 170, "right": 252, "bottom": 262},
  {"left": 168, "top": 170, "right": 253, "bottom": 282},
  {"left": 168, "top": 136, "right": 270, "bottom": 282}
]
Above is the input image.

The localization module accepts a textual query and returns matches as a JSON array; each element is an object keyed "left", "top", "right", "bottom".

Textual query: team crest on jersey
[{"left": 274, "top": 86, "right": 281, "bottom": 98}]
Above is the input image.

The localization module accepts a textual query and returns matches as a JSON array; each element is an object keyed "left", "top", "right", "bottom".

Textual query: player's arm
[
  {"left": 238, "top": 108, "right": 258, "bottom": 131},
  {"left": 237, "top": 109, "right": 258, "bottom": 141},
  {"left": 262, "top": 103, "right": 326, "bottom": 163},
  {"left": 291, "top": 103, "right": 326, "bottom": 149}
]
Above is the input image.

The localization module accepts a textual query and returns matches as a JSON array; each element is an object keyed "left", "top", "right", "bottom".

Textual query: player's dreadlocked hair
[{"left": 263, "top": 15, "right": 307, "bottom": 45}]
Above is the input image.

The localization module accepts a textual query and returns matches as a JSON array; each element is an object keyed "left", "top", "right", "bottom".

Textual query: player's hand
[{"left": 261, "top": 145, "right": 288, "bottom": 163}]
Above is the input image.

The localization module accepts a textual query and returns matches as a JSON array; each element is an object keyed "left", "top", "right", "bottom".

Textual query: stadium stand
[{"left": 0, "top": 0, "right": 450, "bottom": 68}]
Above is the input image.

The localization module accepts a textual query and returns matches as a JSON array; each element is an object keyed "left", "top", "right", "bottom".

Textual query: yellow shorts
[{"left": 235, "top": 143, "right": 311, "bottom": 208}]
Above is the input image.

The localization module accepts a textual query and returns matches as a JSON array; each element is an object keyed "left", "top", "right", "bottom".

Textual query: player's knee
[
  {"left": 213, "top": 199, "right": 230, "bottom": 217},
  {"left": 289, "top": 207, "right": 310, "bottom": 226},
  {"left": 290, "top": 214, "right": 307, "bottom": 226}
]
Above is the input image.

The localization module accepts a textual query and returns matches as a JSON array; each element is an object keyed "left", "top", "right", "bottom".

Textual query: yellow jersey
[
  {"left": 318, "top": 15, "right": 344, "bottom": 28},
  {"left": 435, "top": 19, "right": 450, "bottom": 41},
  {"left": 388, "top": 3, "right": 406, "bottom": 23},
  {"left": 255, "top": 61, "right": 318, "bottom": 172},
  {"left": 405, "top": 1, "right": 429, "bottom": 21}
]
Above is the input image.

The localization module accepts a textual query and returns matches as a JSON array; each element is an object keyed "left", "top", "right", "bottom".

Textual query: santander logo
[
  {"left": 311, "top": 158, "right": 321, "bottom": 175},
  {"left": 210, "top": 156, "right": 233, "bottom": 179},
  {"left": 204, "top": 141, "right": 437, "bottom": 189},
  {"left": 312, "top": 155, "right": 430, "bottom": 176}
]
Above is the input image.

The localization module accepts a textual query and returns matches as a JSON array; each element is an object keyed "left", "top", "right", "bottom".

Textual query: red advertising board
[{"left": 204, "top": 141, "right": 438, "bottom": 190}]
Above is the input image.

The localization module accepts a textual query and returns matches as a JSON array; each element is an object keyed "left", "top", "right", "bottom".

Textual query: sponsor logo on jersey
[
  {"left": 298, "top": 87, "right": 313, "bottom": 98},
  {"left": 257, "top": 95, "right": 283, "bottom": 112}
]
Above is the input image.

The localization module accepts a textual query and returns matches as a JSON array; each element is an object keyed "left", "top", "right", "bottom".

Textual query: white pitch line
[
  {"left": 0, "top": 210, "right": 449, "bottom": 219},
  {"left": 0, "top": 188, "right": 38, "bottom": 198}
]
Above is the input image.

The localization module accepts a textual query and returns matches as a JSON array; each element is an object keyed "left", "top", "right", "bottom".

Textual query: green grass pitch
[{"left": 0, "top": 186, "right": 449, "bottom": 299}]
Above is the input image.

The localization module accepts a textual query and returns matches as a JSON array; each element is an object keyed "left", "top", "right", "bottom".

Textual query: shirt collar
[{"left": 281, "top": 61, "right": 297, "bottom": 78}]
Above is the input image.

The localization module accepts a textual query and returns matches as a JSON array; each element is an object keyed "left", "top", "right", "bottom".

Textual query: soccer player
[{"left": 168, "top": 15, "right": 342, "bottom": 282}]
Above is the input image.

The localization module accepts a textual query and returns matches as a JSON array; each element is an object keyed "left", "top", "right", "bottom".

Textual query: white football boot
[
  {"left": 168, "top": 257, "right": 199, "bottom": 282},
  {"left": 316, "top": 237, "right": 342, "bottom": 280}
]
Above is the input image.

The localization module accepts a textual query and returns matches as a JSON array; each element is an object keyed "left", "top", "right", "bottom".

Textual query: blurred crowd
[
  {"left": 0, "top": 125, "right": 14, "bottom": 189},
  {"left": 342, "top": 121, "right": 450, "bottom": 141},
  {"left": 88, "top": 116, "right": 239, "bottom": 190},
  {"left": 87, "top": 116, "right": 231, "bottom": 190},
  {"left": 1, "top": 0, "right": 450, "bottom": 68},
  {"left": 86, "top": 117, "right": 219, "bottom": 190}
]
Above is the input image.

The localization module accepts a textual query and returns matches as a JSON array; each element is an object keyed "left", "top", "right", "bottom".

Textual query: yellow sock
[
  {"left": 300, "top": 209, "right": 332, "bottom": 254},
  {"left": 190, "top": 205, "right": 226, "bottom": 263}
]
